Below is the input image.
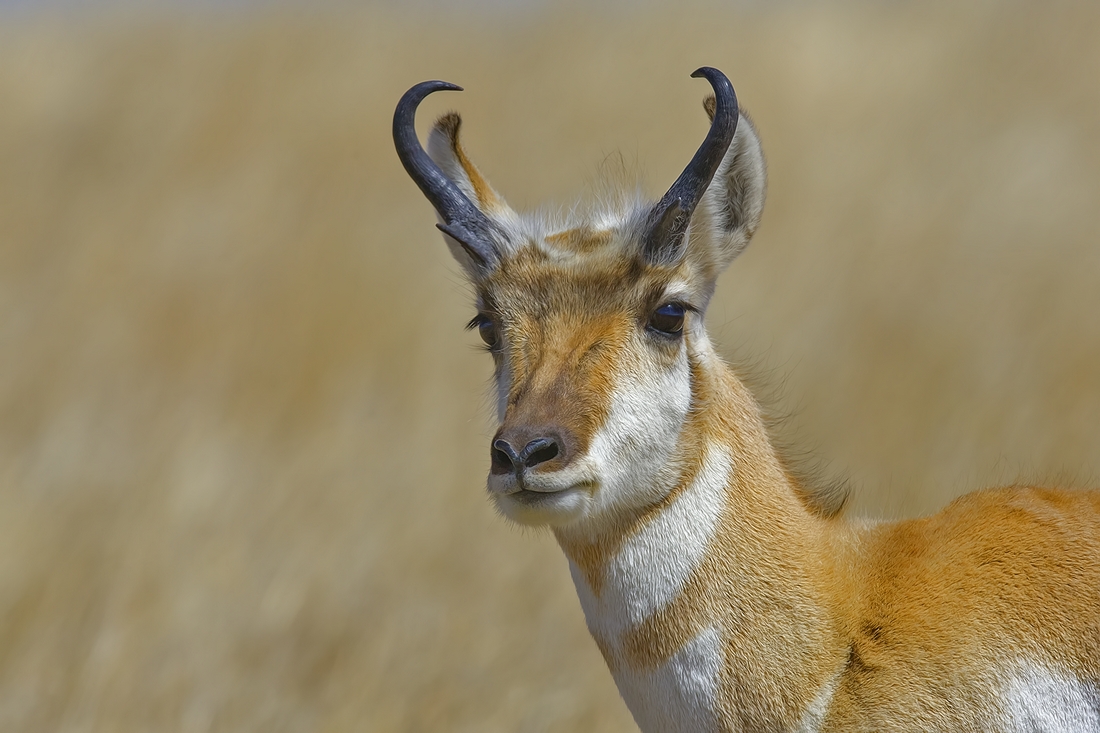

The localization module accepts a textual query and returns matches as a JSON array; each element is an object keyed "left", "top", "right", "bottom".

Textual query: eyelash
[{"left": 466, "top": 313, "right": 501, "bottom": 351}]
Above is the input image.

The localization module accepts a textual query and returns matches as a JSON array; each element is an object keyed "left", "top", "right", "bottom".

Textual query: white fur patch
[
  {"left": 568, "top": 443, "right": 732, "bottom": 732},
  {"left": 580, "top": 333, "right": 694, "bottom": 518},
  {"left": 614, "top": 626, "right": 725, "bottom": 733},
  {"left": 1003, "top": 661, "right": 1100, "bottom": 732},
  {"left": 605, "top": 443, "right": 731, "bottom": 633}
]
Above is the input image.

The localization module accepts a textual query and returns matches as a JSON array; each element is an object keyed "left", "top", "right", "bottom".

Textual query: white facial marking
[
  {"left": 580, "top": 331, "right": 695, "bottom": 520},
  {"left": 492, "top": 316, "right": 699, "bottom": 526},
  {"left": 1004, "top": 661, "right": 1100, "bottom": 732}
]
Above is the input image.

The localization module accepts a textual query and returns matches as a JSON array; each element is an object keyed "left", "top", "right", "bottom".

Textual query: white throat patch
[{"left": 568, "top": 443, "right": 733, "bottom": 732}]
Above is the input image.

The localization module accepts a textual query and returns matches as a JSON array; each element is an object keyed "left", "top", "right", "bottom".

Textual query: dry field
[{"left": 1, "top": 2, "right": 1099, "bottom": 731}]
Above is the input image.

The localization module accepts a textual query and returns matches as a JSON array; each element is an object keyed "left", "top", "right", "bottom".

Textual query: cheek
[
  {"left": 629, "top": 348, "right": 693, "bottom": 448},
  {"left": 586, "top": 340, "right": 692, "bottom": 488}
]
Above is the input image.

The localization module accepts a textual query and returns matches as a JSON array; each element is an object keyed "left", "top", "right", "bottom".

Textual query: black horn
[
  {"left": 393, "top": 80, "right": 500, "bottom": 270},
  {"left": 641, "top": 67, "right": 739, "bottom": 265}
]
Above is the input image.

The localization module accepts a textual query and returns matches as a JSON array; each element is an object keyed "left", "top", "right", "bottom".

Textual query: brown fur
[
  {"left": 565, "top": 339, "right": 1100, "bottom": 730},
  {"left": 417, "top": 85, "right": 1100, "bottom": 732},
  {"left": 545, "top": 227, "right": 615, "bottom": 253}
]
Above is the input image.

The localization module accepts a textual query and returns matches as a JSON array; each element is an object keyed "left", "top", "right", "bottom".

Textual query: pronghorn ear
[
  {"left": 688, "top": 98, "right": 767, "bottom": 278},
  {"left": 427, "top": 113, "right": 516, "bottom": 279}
]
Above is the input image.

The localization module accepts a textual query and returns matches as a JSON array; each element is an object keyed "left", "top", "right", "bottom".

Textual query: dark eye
[
  {"left": 479, "top": 319, "right": 498, "bottom": 347},
  {"left": 467, "top": 313, "right": 499, "bottom": 349},
  {"left": 648, "top": 303, "right": 686, "bottom": 336}
]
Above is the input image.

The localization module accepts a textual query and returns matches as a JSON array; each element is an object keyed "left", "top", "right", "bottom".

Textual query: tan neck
[{"left": 555, "top": 336, "right": 857, "bottom": 729}]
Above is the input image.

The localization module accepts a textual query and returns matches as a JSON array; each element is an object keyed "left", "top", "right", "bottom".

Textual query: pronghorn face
[
  {"left": 474, "top": 237, "right": 705, "bottom": 526},
  {"left": 395, "top": 69, "right": 766, "bottom": 528}
]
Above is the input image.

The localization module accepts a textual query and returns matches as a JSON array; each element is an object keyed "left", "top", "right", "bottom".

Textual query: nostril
[
  {"left": 521, "top": 438, "right": 560, "bottom": 469},
  {"left": 491, "top": 439, "right": 520, "bottom": 474}
]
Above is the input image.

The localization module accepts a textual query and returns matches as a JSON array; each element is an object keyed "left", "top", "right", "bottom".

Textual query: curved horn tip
[
  {"left": 418, "top": 80, "right": 463, "bottom": 93},
  {"left": 393, "top": 81, "right": 465, "bottom": 139},
  {"left": 397, "top": 81, "right": 463, "bottom": 109},
  {"left": 690, "top": 67, "right": 733, "bottom": 92},
  {"left": 394, "top": 78, "right": 503, "bottom": 270},
  {"left": 640, "top": 67, "right": 739, "bottom": 265}
]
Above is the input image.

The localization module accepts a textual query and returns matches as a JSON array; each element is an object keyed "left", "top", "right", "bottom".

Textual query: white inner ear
[
  {"left": 427, "top": 126, "right": 481, "bottom": 204},
  {"left": 693, "top": 112, "right": 767, "bottom": 274},
  {"left": 424, "top": 117, "right": 527, "bottom": 275}
]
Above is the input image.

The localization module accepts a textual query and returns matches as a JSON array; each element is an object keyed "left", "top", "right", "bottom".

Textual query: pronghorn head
[{"left": 395, "top": 68, "right": 766, "bottom": 529}]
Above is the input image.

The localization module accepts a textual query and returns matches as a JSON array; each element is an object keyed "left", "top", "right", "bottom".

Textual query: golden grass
[{"left": 0, "top": 2, "right": 1098, "bottom": 730}]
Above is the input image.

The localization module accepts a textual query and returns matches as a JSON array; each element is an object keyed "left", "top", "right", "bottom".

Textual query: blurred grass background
[{"left": 0, "top": 1, "right": 1098, "bottom": 730}]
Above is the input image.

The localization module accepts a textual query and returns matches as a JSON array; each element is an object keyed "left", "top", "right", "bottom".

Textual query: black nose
[{"left": 491, "top": 436, "right": 561, "bottom": 475}]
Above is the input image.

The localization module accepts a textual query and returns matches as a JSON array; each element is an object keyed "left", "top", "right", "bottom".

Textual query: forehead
[{"left": 479, "top": 234, "right": 671, "bottom": 318}]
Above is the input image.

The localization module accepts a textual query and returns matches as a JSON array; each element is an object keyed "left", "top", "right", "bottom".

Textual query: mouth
[
  {"left": 508, "top": 487, "right": 577, "bottom": 505},
  {"left": 488, "top": 466, "right": 594, "bottom": 495},
  {"left": 491, "top": 482, "right": 593, "bottom": 526},
  {"left": 494, "top": 478, "right": 595, "bottom": 498},
  {"left": 487, "top": 475, "right": 596, "bottom": 525}
]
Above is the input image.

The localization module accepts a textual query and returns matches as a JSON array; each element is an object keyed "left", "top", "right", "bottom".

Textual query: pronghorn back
[{"left": 394, "top": 69, "right": 1100, "bottom": 732}]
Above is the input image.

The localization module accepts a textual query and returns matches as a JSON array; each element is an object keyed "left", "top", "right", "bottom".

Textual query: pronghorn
[{"left": 393, "top": 68, "right": 1100, "bottom": 732}]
